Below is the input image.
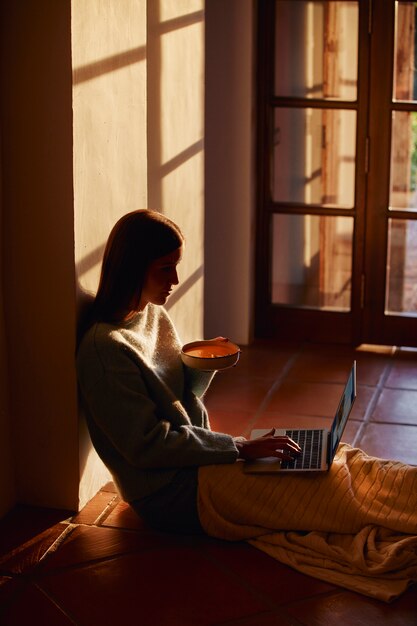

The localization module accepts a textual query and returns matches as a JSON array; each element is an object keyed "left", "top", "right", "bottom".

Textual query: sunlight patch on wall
[
  {"left": 147, "top": 0, "right": 205, "bottom": 343},
  {"left": 160, "top": 0, "right": 203, "bottom": 21},
  {"left": 159, "top": 25, "right": 204, "bottom": 164},
  {"left": 72, "top": 0, "right": 148, "bottom": 297}
]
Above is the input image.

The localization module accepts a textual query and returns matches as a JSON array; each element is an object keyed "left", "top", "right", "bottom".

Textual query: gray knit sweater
[{"left": 76, "top": 304, "right": 239, "bottom": 502}]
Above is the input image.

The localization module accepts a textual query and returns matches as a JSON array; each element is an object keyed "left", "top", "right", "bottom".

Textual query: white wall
[
  {"left": 72, "top": 0, "right": 206, "bottom": 505},
  {"left": 72, "top": 0, "right": 149, "bottom": 507},
  {"left": 1, "top": 1, "right": 80, "bottom": 510},
  {"left": 204, "top": 0, "right": 256, "bottom": 346},
  {"left": 147, "top": 0, "right": 206, "bottom": 343},
  {"left": 0, "top": 0, "right": 251, "bottom": 516}
]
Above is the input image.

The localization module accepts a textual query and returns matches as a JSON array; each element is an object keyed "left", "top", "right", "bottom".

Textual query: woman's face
[{"left": 139, "top": 246, "right": 183, "bottom": 309}]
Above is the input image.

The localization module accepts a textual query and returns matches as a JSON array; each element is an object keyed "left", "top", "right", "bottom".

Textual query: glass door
[
  {"left": 363, "top": 0, "right": 417, "bottom": 346},
  {"left": 256, "top": 0, "right": 366, "bottom": 343},
  {"left": 256, "top": 0, "right": 417, "bottom": 347}
]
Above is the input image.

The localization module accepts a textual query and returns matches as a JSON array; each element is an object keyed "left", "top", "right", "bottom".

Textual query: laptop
[{"left": 244, "top": 361, "right": 357, "bottom": 473}]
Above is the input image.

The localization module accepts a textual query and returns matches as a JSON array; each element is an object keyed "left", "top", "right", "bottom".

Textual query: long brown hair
[{"left": 89, "top": 209, "right": 184, "bottom": 326}]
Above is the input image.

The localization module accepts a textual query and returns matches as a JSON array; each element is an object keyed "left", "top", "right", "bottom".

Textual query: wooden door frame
[
  {"left": 362, "top": 0, "right": 394, "bottom": 344},
  {"left": 254, "top": 0, "right": 370, "bottom": 344},
  {"left": 364, "top": 0, "right": 417, "bottom": 347}
]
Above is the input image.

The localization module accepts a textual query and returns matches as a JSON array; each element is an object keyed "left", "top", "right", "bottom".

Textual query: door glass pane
[
  {"left": 275, "top": 0, "right": 358, "bottom": 101},
  {"left": 393, "top": 2, "right": 417, "bottom": 102},
  {"left": 272, "top": 214, "right": 353, "bottom": 311},
  {"left": 385, "top": 218, "right": 417, "bottom": 315},
  {"left": 273, "top": 108, "right": 356, "bottom": 207},
  {"left": 390, "top": 111, "right": 417, "bottom": 211}
]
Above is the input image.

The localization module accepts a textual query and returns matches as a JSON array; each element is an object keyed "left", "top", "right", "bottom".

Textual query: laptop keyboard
[{"left": 281, "top": 429, "right": 323, "bottom": 470}]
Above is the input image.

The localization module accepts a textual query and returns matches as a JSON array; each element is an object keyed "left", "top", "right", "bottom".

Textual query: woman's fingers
[
  {"left": 237, "top": 435, "right": 302, "bottom": 461},
  {"left": 261, "top": 428, "right": 276, "bottom": 438},
  {"left": 260, "top": 437, "right": 301, "bottom": 461},
  {"left": 259, "top": 430, "right": 301, "bottom": 452},
  {"left": 260, "top": 435, "right": 302, "bottom": 454},
  {"left": 274, "top": 436, "right": 302, "bottom": 454},
  {"left": 271, "top": 447, "right": 300, "bottom": 461}
]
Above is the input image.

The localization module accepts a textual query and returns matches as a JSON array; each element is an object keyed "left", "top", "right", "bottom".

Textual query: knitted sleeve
[
  {"left": 183, "top": 365, "right": 215, "bottom": 398},
  {"left": 77, "top": 332, "right": 239, "bottom": 470}
]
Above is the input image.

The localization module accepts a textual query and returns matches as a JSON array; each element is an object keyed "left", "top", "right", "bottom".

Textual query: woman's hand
[{"left": 235, "top": 429, "right": 302, "bottom": 462}]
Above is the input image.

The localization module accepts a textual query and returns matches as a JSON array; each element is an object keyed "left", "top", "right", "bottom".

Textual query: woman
[
  {"left": 76, "top": 209, "right": 300, "bottom": 534},
  {"left": 77, "top": 209, "right": 417, "bottom": 600}
]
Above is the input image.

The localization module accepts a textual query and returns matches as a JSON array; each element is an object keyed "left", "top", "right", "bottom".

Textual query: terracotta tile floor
[{"left": 1, "top": 341, "right": 417, "bottom": 625}]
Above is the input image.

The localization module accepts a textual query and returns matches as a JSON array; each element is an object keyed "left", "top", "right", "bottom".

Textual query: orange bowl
[{"left": 181, "top": 339, "right": 240, "bottom": 371}]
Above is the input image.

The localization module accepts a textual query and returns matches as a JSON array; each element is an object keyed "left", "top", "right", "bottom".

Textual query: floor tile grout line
[
  {"left": 33, "top": 581, "right": 81, "bottom": 625},
  {"left": 352, "top": 361, "right": 393, "bottom": 448},
  {"left": 196, "top": 545, "right": 322, "bottom": 617},
  {"left": 91, "top": 494, "right": 119, "bottom": 526},
  {"left": 363, "top": 361, "right": 393, "bottom": 422},
  {"left": 244, "top": 349, "right": 304, "bottom": 434},
  {"left": 34, "top": 545, "right": 164, "bottom": 577},
  {"left": 33, "top": 537, "right": 220, "bottom": 581},
  {"left": 69, "top": 517, "right": 159, "bottom": 535},
  {"left": 199, "top": 545, "right": 345, "bottom": 625},
  {"left": 0, "top": 520, "right": 69, "bottom": 566},
  {"left": 38, "top": 523, "right": 77, "bottom": 563},
  {"left": 244, "top": 345, "right": 356, "bottom": 433},
  {"left": 212, "top": 608, "right": 305, "bottom": 626},
  {"left": 213, "top": 585, "right": 347, "bottom": 626}
]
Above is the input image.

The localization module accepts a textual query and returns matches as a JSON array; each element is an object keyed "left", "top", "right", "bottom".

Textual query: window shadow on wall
[
  {"left": 75, "top": 4, "right": 205, "bottom": 486},
  {"left": 147, "top": 3, "right": 204, "bottom": 211},
  {"left": 75, "top": 4, "right": 205, "bottom": 349},
  {"left": 73, "top": 46, "right": 146, "bottom": 85}
]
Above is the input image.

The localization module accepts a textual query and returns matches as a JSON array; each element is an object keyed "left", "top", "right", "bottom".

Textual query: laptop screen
[{"left": 328, "top": 361, "right": 357, "bottom": 463}]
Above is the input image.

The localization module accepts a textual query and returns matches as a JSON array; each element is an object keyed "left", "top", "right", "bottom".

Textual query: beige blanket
[{"left": 197, "top": 444, "right": 417, "bottom": 602}]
